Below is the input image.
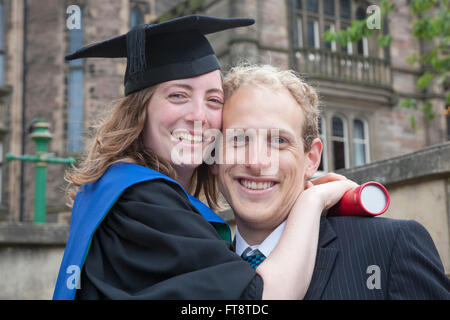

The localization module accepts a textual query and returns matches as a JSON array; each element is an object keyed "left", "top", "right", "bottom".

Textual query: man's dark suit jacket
[{"left": 304, "top": 217, "right": 449, "bottom": 299}]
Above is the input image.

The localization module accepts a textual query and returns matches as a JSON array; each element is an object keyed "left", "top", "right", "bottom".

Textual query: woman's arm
[{"left": 256, "top": 176, "right": 357, "bottom": 300}]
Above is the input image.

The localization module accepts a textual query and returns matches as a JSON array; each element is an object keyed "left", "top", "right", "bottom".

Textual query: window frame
[
  {"left": 130, "top": 5, "right": 144, "bottom": 28},
  {"left": 330, "top": 114, "right": 350, "bottom": 170},
  {"left": 66, "top": 5, "right": 85, "bottom": 154},
  {"left": 0, "top": 0, "right": 5, "bottom": 85},
  {"left": 352, "top": 117, "right": 370, "bottom": 166},
  {"left": 316, "top": 115, "right": 329, "bottom": 174},
  {"left": 0, "top": 141, "right": 3, "bottom": 204}
]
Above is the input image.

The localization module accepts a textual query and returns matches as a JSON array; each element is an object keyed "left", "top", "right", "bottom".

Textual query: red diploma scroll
[{"left": 328, "top": 181, "right": 390, "bottom": 217}]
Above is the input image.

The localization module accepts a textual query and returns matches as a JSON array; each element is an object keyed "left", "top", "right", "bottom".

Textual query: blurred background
[{"left": 0, "top": 0, "right": 448, "bottom": 299}]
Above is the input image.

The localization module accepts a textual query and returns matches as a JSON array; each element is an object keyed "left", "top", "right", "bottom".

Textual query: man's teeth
[
  {"left": 173, "top": 132, "right": 203, "bottom": 143},
  {"left": 239, "top": 179, "right": 275, "bottom": 190}
]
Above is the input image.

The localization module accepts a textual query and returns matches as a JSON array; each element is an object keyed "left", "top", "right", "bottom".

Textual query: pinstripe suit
[{"left": 304, "top": 217, "right": 450, "bottom": 299}]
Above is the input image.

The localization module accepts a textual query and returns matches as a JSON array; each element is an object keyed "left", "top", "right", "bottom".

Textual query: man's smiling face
[{"left": 216, "top": 84, "right": 315, "bottom": 237}]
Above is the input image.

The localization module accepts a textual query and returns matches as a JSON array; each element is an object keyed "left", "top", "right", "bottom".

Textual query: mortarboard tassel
[{"left": 126, "top": 25, "right": 148, "bottom": 79}]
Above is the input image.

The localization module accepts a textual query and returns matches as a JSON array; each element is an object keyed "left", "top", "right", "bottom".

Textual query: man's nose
[{"left": 245, "top": 138, "right": 272, "bottom": 174}]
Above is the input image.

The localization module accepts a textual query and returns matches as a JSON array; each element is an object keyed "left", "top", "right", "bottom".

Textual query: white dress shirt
[{"left": 235, "top": 221, "right": 286, "bottom": 258}]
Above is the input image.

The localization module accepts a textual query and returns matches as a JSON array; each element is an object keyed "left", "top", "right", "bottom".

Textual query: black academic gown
[{"left": 75, "top": 179, "right": 262, "bottom": 300}]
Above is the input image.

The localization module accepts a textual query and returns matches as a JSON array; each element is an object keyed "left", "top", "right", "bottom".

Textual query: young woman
[{"left": 53, "top": 15, "right": 356, "bottom": 300}]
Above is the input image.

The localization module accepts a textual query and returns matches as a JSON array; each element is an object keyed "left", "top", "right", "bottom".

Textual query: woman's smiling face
[{"left": 142, "top": 70, "right": 224, "bottom": 172}]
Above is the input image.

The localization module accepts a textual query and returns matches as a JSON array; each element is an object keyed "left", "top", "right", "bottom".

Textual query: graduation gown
[{"left": 54, "top": 163, "right": 262, "bottom": 300}]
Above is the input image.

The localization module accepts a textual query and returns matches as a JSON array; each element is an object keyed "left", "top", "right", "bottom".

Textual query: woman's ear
[
  {"left": 210, "top": 163, "right": 219, "bottom": 176},
  {"left": 304, "top": 138, "right": 323, "bottom": 179}
]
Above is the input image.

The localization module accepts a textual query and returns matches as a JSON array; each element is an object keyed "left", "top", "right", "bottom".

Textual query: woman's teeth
[
  {"left": 173, "top": 132, "right": 203, "bottom": 143},
  {"left": 239, "top": 179, "right": 275, "bottom": 190}
]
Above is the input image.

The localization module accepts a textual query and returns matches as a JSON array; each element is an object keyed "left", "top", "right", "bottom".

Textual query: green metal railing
[{"left": 6, "top": 120, "right": 75, "bottom": 223}]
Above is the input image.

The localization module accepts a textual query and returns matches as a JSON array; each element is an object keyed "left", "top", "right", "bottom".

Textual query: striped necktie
[{"left": 241, "top": 252, "right": 266, "bottom": 269}]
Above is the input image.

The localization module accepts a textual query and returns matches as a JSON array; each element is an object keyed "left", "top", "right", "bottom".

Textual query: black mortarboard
[{"left": 66, "top": 15, "right": 254, "bottom": 96}]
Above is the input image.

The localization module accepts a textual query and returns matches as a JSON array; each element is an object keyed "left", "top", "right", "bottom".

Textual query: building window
[
  {"left": 293, "top": 0, "right": 373, "bottom": 54},
  {"left": 295, "top": 17, "right": 304, "bottom": 47},
  {"left": 340, "top": 21, "right": 353, "bottom": 55},
  {"left": 356, "top": 7, "right": 369, "bottom": 56},
  {"left": 324, "top": 23, "right": 336, "bottom": 51},
  {"left": 0, "top": 1, "right": 5, "bottom": 85},
  {"left": 67, "top": 9, "right": 84, "bottom": 153},
  {"left": 323, "top": 0, "right": 336, "bottom": 51},
  {"left": 307, "top": 19, "right": 320, "bottom": 48},
  {"left": 130, "top": 6, "right": 143, "bottom": 28},
  {"left": 317, "top": 116, "right": 328, "bottom": 172},
  {"left": 323, "top": 0, "right": 335, "bottom": 17},
  {"left": 339, "top": 0, "right": 351, "bottom": 19},
  {"left": 331, "top": 115, "right": 349, "bottom": 170},
  {"left": 353, "top": 118, "right": 369, "bottom": 166},
  {"left": 307, "top": 0, "right": 319, "bottom": 13}
]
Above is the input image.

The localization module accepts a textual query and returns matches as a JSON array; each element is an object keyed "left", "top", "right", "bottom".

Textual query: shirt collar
[{"left": 235, "top": 221, "right": 286, "bottom": 257}]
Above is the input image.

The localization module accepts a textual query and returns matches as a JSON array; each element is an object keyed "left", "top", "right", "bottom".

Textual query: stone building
[
  {"left": 0, "top": 0, "right": 448, "bottom": 298},
  {"left": 0, "top": 0, "right": 447, "bottom": 222}
]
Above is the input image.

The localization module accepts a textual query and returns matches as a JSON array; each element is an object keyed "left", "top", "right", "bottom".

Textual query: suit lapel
[{"left": 304, "top": 218, "right": 338, "bottom": 300}]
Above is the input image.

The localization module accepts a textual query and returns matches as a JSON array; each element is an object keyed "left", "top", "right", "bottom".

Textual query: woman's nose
[{"left": 185, "top": 98, "right": 207, "bottom": 125}]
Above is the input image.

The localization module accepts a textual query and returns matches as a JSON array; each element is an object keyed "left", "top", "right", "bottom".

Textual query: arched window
[
  {"left": 317, "top": 116, "right": 328, "bottom": 172},
  {"left": 353, "top": 118, "right": 369, "bottom": 166},
  {"left": 130, "top": 6, "right": 143, "bottom": 28},
  {"left": 331, "top": 115, "right": 349, "bottom": 170},
  {"left": 67, "top": 9, "right": 84, "bottom": 153},
  {"left": 0, "top": 141, "right": 3, "bottom": 204},
  {"left": 0, "top": 1, "right": 5, "bottom": 85}
]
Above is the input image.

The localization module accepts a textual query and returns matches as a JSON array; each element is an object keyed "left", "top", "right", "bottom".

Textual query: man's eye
[
  {"left": 233, "top": 135, "right": 246, "bottom": 146},
  {"left": 271, "top": 137, "right": 286, "bottom": 145}
]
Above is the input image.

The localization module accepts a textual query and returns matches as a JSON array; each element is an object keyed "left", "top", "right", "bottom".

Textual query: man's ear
[{"left": 304, "top": 138, "right": 323, "bottom": 179}]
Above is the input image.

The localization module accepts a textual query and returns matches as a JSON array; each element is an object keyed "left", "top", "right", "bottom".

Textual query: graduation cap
[{"left": 66, "top": 15, "right": 254, "bottom": 96}]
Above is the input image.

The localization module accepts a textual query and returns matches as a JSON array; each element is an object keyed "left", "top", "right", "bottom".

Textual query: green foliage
[
  {"left": 400, "top": 98, "right": 418, "bottom": 110},
  {"left": 408, "top": 115, "right": 417, "bottom": 129},
  {"left": 421, "top": 101, "right": 435, "bottom": 120},
  {"left": 411, "top": 0, "right": 437, "bottom": 15},
  {"left": 377, "top": 34, "right": 392, "bottom": 47},
  {"left": 323, "top": 0, "right": 449, "bottom": 130},
  {"left": 417, "top": 71, "right": 435, "bottom": 90}
]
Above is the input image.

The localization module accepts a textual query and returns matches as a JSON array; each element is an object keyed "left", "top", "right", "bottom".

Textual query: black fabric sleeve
[{"left": 76, "top": 179, "right": 263, "bottom": 300}]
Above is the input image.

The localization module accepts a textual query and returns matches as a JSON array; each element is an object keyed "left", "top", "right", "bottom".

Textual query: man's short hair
[{"left": 223, "top": 64, "right": 320, "bottom": 152}]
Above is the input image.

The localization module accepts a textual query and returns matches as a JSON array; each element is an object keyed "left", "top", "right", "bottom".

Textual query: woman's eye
[
  {"left": 168, "top": 93, "right": 187, "bottom": 99},
  {"left": 208, "top": 97, "right": 224, "bottom": 105}
]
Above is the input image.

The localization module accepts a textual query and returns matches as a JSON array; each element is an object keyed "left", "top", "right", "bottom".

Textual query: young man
[{"left": 214, "top": 64, "right": 450, "bottom": 299}]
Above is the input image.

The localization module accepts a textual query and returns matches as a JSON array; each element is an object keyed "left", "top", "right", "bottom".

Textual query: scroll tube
[{"left": 328, "top": 181, "right": 390, "bottom": 217}]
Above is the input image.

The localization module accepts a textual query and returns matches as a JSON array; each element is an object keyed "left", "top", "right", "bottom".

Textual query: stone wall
[
  {"left": 337, "top": 141, "right": 450, "bottom": 274},
  {"left": 0, "top": 223, "right": 68, "bottom": 299}
]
